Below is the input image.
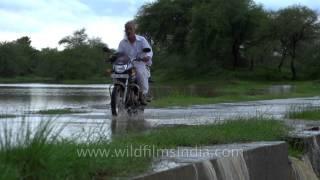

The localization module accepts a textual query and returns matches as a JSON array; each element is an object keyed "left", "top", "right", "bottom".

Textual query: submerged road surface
[{"left": 1, "top": 84, "right": 320, "bottom": 140}]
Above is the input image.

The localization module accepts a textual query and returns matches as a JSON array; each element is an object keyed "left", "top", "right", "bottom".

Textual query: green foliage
[
  {"left": 272, "top": 5, "right": 320, "bottom": 79},
  {"left": 0, "top": 3, "right": 319, "bottom": 82},
  {"left": 299, "top": 42, "right": 320, "bottom": 79},
  {"left": 59, "top": 28, "right": 89, "bottom": 49},
  {"left": 136, "top": 0, "right": 195, "bottom": 52},
  {"left": 0, "top": 37, "right": 39, "bottom": 77},
  {"left": 136, "top": 1, "right": 320, "bottom": 81},
  {"left": 0, "top": 28, "right": 109, "bottom": 81}
]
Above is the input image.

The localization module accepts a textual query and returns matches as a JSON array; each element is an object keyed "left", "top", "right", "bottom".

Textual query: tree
[
  {"left": 59, "top": 28, "right": 88, "bottom": 49},
  {"left": 136, "top": 0, "right": 195, "bottom": 53},
  {"left": 189, "top": 0, "right": 266, "bottom": 68},
  {"left": 15, "top": 36, "right": 39, "bottom": 74},
  {"left": 244, "top": 11, "right": 276, "bottom": 71},
  {"left": 0, "top": 36, "right": 38, "bottom": 77},
  {"left": 136, "top": 0, "right": 267, "bottom": 75},
  {"left": 273, "top": 5, "right": 320, "bottom": 80}
]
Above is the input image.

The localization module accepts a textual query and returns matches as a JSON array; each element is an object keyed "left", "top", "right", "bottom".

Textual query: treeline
[
  {"left": 1, "top": 0, "right": 320, "bottom": 82},
  {"left": 136, "top": 0, "right": 320, "bottom": 80},
  {"left": 0, "top": 29, "right": 111, "bottom": 81}
]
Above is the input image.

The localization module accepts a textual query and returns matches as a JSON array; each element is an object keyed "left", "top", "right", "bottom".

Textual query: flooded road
[{"left": 1, "top": 83, "right": 320, "bottom": 140}]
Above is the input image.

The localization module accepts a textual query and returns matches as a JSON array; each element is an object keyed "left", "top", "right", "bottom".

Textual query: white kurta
[{"left": 117, "top": 35, "right": 153, "bottom": 94}]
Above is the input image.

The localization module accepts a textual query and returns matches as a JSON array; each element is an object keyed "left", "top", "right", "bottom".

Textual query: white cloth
[
  {"left": 134, "top": 61, "right": 149, "bottom": 94},
  {"left": 118, "top": 35, "right": 153, "bottom": 66},
  {"left": 117, "top": 35, "right": 153, "bottom": 94}
]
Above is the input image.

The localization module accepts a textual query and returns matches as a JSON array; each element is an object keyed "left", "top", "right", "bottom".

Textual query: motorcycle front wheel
[{"left": 111, "top": 85, "right": 124, "bottom": 116}]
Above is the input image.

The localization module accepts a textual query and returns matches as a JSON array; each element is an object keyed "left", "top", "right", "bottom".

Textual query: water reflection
[
  {"left": 0, "top": 83, "right": 296, "bottom": 115},
  {"left": 0, "top": 84, "right": 110, "bottom": 114},
  {"left": 267, "top": 85, "right": 294, "bottom": 95},
  {"left": 111, "top": 115, "right": 150, "bottom": 135}
]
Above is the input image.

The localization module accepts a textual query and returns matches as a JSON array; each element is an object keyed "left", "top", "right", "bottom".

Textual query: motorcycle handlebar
[{"left": 132, "top": 58, "right": 144, "bottom": 62}]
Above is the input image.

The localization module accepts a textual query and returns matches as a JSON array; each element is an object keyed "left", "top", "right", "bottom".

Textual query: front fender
[
  {"left": 113, "top": 81, "right": 125, "bottom": 89},
  {"left": 129, "top": 83, "right": 140, "bottom": 92}
]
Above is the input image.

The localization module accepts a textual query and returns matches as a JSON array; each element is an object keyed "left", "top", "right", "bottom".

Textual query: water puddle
[{"left": 267, "top": 85, "right": 295, "bottom": 95}]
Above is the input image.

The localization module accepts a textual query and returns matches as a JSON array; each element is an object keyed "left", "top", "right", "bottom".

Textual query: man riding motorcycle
[{"left": 117, "top": 20, "right": 153, "bottom": 105}]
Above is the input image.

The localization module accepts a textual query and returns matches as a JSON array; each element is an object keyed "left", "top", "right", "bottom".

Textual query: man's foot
[
  {"left": 140, "top": 94, "right": 148, "bottom": 105},
  {"left": 146, "top": 94, "right": 152, "bottom": 102}
]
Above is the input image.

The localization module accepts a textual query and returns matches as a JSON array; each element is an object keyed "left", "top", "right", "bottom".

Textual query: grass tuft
[
  {"left": 37, "top": 108, "right": 86, "bottom": 115},
  {"left": 285, "top": 105, "right": 320, "bottom": 120}
]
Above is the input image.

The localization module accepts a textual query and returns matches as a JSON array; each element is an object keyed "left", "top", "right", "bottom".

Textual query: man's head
[{"left": 125, "top": 20, "right": 136, "bottom": 41}]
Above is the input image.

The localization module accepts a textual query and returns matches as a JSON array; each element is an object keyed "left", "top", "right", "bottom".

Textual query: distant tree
[
  {"left": 16, "top": 36, "right": 31, "bottom": 45},
  {"left": 88, "top": 37, "right": 106, "bottom": 48},
  {"left": 59, "top": 28, "right": 88, "bottom": 49},
  {"left": 273, "top": 5, "right": 320, "bottom": 80},
  {"left": 300, "top": 40, "right": 320, "bottom": 79},
  {"left": 36, "top": 48, "right": 62, "bottom": 78},
  {"left": 136, "top": 0, "right": 267, "bottom": 75},
  {"left": 189, "top": 0, "right": 266, "bottom": 68},
  {"left": 0, "top": 36, "right": 38, "bottom": 77},
  {"left": 15, "top": 36, "right": 39, "bottom": 74},
  {"left": 244, "top": 11, "right": 275, "bottom": 71},
  {"left": 136, "top": 0, "right": 195, "bottom": 52}
]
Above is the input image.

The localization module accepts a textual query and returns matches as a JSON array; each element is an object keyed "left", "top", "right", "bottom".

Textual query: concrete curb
[
  {"left": 133, "top": 142, "right": 290, "bottom": 180},
  {"left": 287, "top": 133, "right": 320, "bottom": 176}
]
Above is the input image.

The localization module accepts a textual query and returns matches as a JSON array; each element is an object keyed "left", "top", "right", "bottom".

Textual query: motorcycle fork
[{"left": 123, "top": 78, "right": 129, "bottom": 103}]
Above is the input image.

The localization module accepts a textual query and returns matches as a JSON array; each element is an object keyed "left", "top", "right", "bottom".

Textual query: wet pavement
[{"left": 1, "top": 84, "right": 320, "bottom": 140}]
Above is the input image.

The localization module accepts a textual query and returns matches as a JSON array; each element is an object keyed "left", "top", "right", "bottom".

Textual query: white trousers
[{"left": 133, "top": 62, "right": 150, "bottom": 95}]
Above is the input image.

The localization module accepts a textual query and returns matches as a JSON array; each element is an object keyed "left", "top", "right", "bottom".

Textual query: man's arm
[
  {"left": 117, "top": 40, "right": 125, "bottom": 53},
  {"left": 142, "top": 37, "right": 153, "bottom": 65},
  {"left": 142, "top": 37, "right": 153, "bottom": 58}
]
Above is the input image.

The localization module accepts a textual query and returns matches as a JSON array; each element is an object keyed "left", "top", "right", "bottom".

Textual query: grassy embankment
[{"left": 0, "top": 117, "right": 291, "bottom": 179}]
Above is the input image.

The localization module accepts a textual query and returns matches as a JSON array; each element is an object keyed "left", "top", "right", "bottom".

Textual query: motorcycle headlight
[{"left": 114, "top": 65, "right": 128, "bottom": 73}]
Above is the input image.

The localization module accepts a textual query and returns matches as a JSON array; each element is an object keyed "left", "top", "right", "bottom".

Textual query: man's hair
[{"left": 125, "top": 20, "right": 137, "bottom": 29}]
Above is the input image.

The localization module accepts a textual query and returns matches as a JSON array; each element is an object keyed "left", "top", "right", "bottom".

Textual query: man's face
[{"left": 125, "top": 24, "right": 135, "bottom": 39}]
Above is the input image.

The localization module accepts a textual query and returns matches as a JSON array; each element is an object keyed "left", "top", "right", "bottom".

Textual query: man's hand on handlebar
[{"left": 142, "top": 56, "right": 151, "bottom": 63}]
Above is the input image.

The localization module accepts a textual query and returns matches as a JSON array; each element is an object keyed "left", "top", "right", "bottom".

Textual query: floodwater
[{"left": 0, "top": 83, "right": 320, "bottom": 141}]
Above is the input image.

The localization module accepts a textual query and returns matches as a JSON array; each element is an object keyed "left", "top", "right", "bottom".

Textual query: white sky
[{"left": 0, "top": 0, "right": 318, "bottom": 50}]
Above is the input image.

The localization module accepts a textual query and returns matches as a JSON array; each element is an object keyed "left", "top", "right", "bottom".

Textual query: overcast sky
[{"left": 0, "top": 0, "right": 319, "bottom": 50}]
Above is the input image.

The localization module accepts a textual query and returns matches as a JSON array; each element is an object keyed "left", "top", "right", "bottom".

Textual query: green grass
[
  {"left": 285, "top": 105, "right": 320, "bottom": 120},
  {"left": 0, "top": 76, "right": 54, "bottom": 84},
  {"left": 286, "top": 139, "right": 305, "bottom": 158},
  {"left": 151, "top": 80, "right": 320, "bottom": 107},
  {"left": 123, "top": 118, "right": 289, "bottom": 148},
  {"left": 0, "top": 117, "right": 291, "bottom": 179},
  {"left": 37, "top": 109, "right": 87, "bottom": 115}
]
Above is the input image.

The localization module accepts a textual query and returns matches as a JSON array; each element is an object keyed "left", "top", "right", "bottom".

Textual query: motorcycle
[{"left": 104, "top": 47, "right": 151, "bottom": 117}]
